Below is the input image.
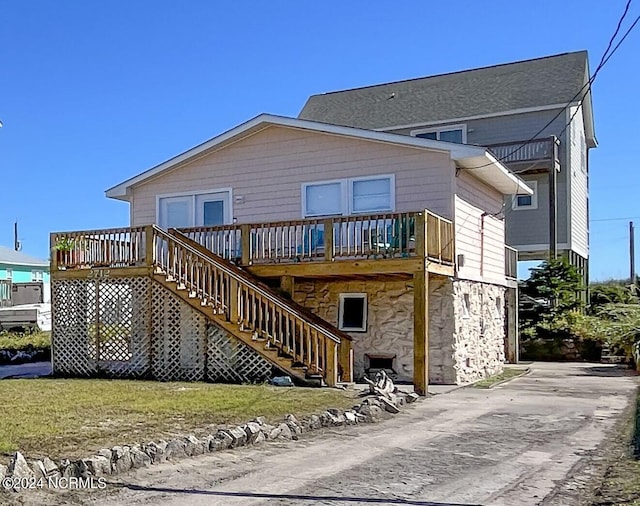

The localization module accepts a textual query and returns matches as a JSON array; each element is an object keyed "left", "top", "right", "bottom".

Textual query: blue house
[{"left": 0, "top": 246, "right": 50, "bottom": 305}]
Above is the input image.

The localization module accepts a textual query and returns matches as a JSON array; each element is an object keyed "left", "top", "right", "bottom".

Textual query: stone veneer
[
  {"left": 451, "top": 280, "right": 506, "bottom": 384},
  {"left": 294, "top": 279, "right": 414, "bottom": 382},
  {"left": 294, "top": 277, "right": 506, "bottom": 385}
]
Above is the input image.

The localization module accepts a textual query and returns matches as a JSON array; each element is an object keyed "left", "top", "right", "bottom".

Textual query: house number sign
[{"left": 89, "top": 269, "right": 111, "bottom": 279}]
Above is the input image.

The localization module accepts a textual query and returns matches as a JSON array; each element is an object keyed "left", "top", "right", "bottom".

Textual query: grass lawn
[
  {"left": 591, "top": 390, "right": 640, "bottom": 505},
  {"left": 0, "top": 379, "right": 356, "bottom": 463},
  {"left": 472, "top": 367, "right": 528, "bottom": 388}
]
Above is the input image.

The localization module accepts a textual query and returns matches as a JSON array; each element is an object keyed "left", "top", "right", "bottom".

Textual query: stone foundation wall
[
  {"left": 293, "top": 279, "right": 414, "bottom": 382},
  {"left": 428, "top": 277, "right": 456, "bottom": 384},
  {"left": 293, "top": 277, "right": 507, "bottom": 386},
  {"left": 451, "top": 280, "right": 506, "bottom": 384}
]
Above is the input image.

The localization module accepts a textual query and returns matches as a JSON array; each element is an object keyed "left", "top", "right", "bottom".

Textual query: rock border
[{"left": 0, "top": 389, "right": 420, "bottom": 491}]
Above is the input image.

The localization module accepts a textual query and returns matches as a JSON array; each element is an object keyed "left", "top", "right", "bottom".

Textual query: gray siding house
[{"left": 299, "top": 51, "right": 596, "bottom": 281}]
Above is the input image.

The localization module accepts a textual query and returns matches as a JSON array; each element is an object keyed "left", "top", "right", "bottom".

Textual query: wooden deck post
[
  {"left": 240, "top": 224, "right": 251, "bottom": 265},
  {"left": 325, "top": 340, "right": 338, "bottom": 387},
  {"left": 50, "top": 233, "right": 58, "bottom": 272},
  {"left": 415, "top": 212, "right": 426, "bottom": 258},
  {"left": 323, "top": 219, "right": 334, "bottom": 261},
  {"left": 145, "top": 225, "right": 155, "bottom": 267},
  {"left": 413, "top": 268, "right": 429, "bottom": 396},
  {"left": 338, "top": 339, "right": 353, "bottom": 383}
]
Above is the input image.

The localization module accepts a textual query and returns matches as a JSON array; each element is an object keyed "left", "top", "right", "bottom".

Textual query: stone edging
[{"left": 0, "top": 389, "right": 420, "bottom": 492}]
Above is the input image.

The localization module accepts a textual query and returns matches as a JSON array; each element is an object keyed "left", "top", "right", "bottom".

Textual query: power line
[
  {"left": 591, "top": 216, "right": 640, "bottom": 222},
  {"left": 462, "top": 1, "right": 639, "bottom": 182}
]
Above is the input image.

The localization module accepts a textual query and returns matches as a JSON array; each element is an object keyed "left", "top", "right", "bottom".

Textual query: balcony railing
[
  {"left": 50, "top": 210, "right": 455, "bottom": 272},
  {"left": 180, "top": 210, "right": 454, "bottom": 266},
  {"left": 487, "top": 137, "right": 556, "bottom": 164},
  {"left": 505, "top": 245, "right": 518, "bottom": 280}
]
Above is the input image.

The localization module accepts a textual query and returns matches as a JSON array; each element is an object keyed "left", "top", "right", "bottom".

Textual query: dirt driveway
[{"left": 25, "top": 362, "right": 638, "bottom": 506}]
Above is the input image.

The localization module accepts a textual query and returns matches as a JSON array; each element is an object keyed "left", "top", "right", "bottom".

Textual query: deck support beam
[{"left": 413, "top": 268, "right": 429, "bottom": 396}]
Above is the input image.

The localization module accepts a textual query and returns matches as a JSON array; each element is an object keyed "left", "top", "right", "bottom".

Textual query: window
[
  {"left": 302, "top": 175, "right": 394, "bottom": 217},
  {"left": 494, "top": 296, "right": 503, "bottom": 319},
  {"left": 512, "top": 181, "right": 538, "bottom": 210},
  {"left": 462, "top": 293, "right": 471, "bottom": 318},
  {"left": 411, "top": 125, "right": 466, "bottom": 144},
  {"left": 5, "top": 268, "right": 12, "bottom": 281},
  {"left": 157, "top": 189, "right": 231, "bottom": 228},
  {"left": 351, "top": 177, "right": 392, "bottom": 213},
  {"left": 31, "top": 270, "right": 44, "bottom": 282},
  {"left": 303, "top": 181, "right": 343, "bottom": 217},
  {"left": 338, "top": 293, "right": 367, "bottom": 331}
]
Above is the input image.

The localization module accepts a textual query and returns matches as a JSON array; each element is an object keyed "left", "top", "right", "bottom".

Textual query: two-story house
[
  {"left": 50, "top": 114, "right": 530, "bottom": 393},
  {"left": 299, "top": 51, "right": 596, "bottom": 284}
]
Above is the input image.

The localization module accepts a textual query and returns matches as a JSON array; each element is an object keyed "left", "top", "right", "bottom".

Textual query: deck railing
[
  {"left": 153, "top": 226, "right": 352, "bottom": 385},
  {"left": 487, "top": 137, "right": 556, "bottom": 164},
  {"left": 51, "top": 227, "right": 147, "bottom": 270},
  {"left": 505, "top": 245, "right": 518, "bottom": 280},
  {"left": 180, "top": 210, "right": 454, "bottom": 266}
]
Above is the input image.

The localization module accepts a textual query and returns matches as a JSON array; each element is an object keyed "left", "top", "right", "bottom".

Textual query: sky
[{"left": 1, "top": 1, "right": 639, "bottom": 281}]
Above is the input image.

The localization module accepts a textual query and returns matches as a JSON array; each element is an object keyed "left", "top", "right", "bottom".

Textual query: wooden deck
[
  {"left": 51, "top": 210, "right": 455, "bottom": 280},
  {"left": 49, "top": 210, "right": 455, "bottom": 393}
]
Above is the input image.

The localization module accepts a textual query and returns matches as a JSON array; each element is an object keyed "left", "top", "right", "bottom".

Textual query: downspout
[{"left": 480, "top": 212, "right": 488, "bottom": 278}]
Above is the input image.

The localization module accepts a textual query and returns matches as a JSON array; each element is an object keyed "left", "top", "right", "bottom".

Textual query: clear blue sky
[{"left": 1, "top": 1, "right": 638, "bottom": 281}]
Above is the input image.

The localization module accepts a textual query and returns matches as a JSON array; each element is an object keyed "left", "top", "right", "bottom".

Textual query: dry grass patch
[
  {"left": 0, "top": 378, "right": 355, "bottom": 463},
  {"left": 472, "top": 367, "right": 528, "bottom": 388}
]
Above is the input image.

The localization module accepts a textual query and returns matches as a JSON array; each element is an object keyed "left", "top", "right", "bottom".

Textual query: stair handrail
[{"left": 153, "top": 226, "right": 351, "bottom": 345}]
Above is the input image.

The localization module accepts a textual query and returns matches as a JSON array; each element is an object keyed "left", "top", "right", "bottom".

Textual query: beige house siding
[
  {"left": 129, "top": 125, "right": 455, "bottom": 226},
  {"left": 454, "top": 171, "right": 506, "bottom": 285}
]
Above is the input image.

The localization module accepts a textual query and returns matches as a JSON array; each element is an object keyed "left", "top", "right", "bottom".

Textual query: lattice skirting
[{"left": 52, "top": 277, "right": 273, "bottom": 383}]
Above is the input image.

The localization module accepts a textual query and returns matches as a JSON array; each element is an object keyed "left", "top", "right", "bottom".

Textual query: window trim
[
  {"left": 338, "top": 293, "right": 368, "bottom": 332},
  {"left": 301, "top": 179, "right": 347, "bottom": 218},
  {"left": 349, "top": 174, "right": 396, "bottom": 215},
  {"left": 301, "top": 175, "right": 395, "bottom": 218},
  {"left": 410, "top": 124, "right": 467, "bottom": 144},
  {"left": 31, "top": 270, "right": 43, "bottom": 282},
  {"left": 512, "top": 180, "right": 538, "bottom": 210},
  {"left": 156, "top": 187, "right": 233, "bottom": 227}
]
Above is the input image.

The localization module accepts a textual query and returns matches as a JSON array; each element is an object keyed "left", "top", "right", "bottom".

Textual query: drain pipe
[{"left": 480, "top": 212, "right": 488, "bottom": 278}]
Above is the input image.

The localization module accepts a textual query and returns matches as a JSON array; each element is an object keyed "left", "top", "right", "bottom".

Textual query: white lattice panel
[{"left": 53, "top": 274, "right": 276, "bottom": 383}]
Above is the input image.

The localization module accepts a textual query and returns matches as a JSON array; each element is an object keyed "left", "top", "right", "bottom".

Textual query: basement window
[
  {"left": 462, "top": 293, "right": 471, "bottom": 318},
  {"left": 494, "top": 297, "right": 503, "bottom": 319},
  {"left": 338, "top": 293, "right": 367, "bottom": 332}
]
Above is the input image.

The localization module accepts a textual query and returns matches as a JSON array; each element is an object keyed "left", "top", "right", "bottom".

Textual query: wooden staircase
[{"left": 150, "top": 226, "right": 353, "bottom": 386}]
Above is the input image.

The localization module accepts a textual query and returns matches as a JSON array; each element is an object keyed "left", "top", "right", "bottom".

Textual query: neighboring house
[
  {"left": 299, "top": 51, "right": 596, "bottom": 282},
  {"left": 51, "top": 114, "right": 530, "bottom": 393},
  {"left": 0, "top": 245, "right": 50, "bottom": 307}
]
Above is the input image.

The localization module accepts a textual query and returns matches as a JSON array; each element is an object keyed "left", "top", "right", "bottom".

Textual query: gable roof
[
  {"left": 0, "top": 246, "right": 48, "bottom": 268},
  {"left": 299, "top": 51, "right": 596, "bottom": 146},
  {"left": 106, "top": 114, "right": 532, "bottom": 201}
]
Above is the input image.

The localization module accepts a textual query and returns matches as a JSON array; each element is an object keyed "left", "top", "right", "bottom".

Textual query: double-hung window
[{"left": 302, "top": 175, "right": 394, "bottom": 217}]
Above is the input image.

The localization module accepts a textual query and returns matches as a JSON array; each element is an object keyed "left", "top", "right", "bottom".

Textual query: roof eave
[{"left": 456, "top": 152, "right": 533, "bottom": 196}]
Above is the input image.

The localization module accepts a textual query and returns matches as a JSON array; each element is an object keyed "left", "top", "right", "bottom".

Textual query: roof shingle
[{"left": 299, "top": 51, "right": 590, "bottom": 131}]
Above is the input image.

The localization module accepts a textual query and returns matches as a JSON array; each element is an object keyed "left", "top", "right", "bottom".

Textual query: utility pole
[
  {"left": 13, "top": 221, "right": 19, "bottom": 251},
  {"left": 630, "top": 221, "right": 636, "bottom": 285}
]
